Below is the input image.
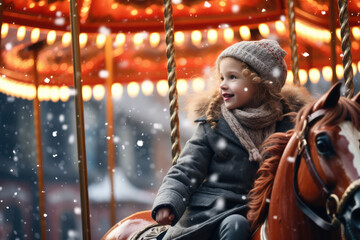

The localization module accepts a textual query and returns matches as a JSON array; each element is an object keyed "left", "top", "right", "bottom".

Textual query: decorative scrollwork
[{"left": 129, "top": 223, "right": 170, "bottom": 240}]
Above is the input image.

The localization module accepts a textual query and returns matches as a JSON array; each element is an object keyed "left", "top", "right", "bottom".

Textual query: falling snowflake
[
  {"left": 54, "top": 17, "right": 65, "bottom": 26},
  {"left": 137, "top": 140, "right": 144, "bottom": 147},
  {"left": 209, "top": 173, "right": 219, "bottom": 183},
  {"left": 99, "top": 26, "right": 111, "bottom": 36},
  {"left": 302, "top": 52, "right": 310, "bottom": 57},
  {"left": 216, "top": 138, "right": 227, "bottom": 150},
  {"left": 287, "top": 156, "right": 295, "bottom": 163},
  {"left": 232, "top": 4, "right": 240, "bottom": 13},
  {"left": 99, "top": 70, "right": 109, "bottom": 79},
  {"left": 272, "top": 67, "right": 281, "bottom": 78}
]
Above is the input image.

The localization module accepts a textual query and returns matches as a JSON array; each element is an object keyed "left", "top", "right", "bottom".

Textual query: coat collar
[{"left": 195, "top": 116, "right": 294, "bottom": 150}]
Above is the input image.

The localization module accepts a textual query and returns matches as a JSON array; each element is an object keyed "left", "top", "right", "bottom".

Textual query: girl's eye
[
  {"left": 230, "top": 75, "right": 237, "bottom": 79},
  {"left": 220, "top": 77, "right": 224, "bottom": 81}
]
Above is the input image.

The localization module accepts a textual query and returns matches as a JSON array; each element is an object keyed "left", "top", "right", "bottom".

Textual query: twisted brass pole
[
  {"left": 338, "top": 0, "right": 354, "bottom": 98},
  {"left": 163, "top": 0, "right": 181, "bottom": 165},
  {"left": 287, "top": 0, "right": 300, "bottom": 86}
]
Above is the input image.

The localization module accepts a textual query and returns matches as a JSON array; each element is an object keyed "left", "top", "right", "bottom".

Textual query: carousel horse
[
  {"left": 248, "top": 82, "right": 360, "bottom": 240},
  {"left": 102, "top": 82, "right": 360, "bottom": 240}
]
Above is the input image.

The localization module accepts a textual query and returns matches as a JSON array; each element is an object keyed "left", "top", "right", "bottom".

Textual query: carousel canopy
[{"left": 1, "top": 0, "right": 360, "bottom": 101}]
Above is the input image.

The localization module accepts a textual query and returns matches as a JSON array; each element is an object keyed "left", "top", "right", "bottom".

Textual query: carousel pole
[
  {"left": 163, "top": 0, "right": 181, "bottom": 165},
  {"left": 329, "top": 0, "right": 339, "bottom": 85},
  {"left": 69, "top": 0, "right": 91, "bottom": 239},
  {"left": 30, "top": 42, "right": 47, "bottom": 240},
  {"left": 338, "top": 0, "right": 354, "bottom": 98},
  {"left": 105, "top": 35, "right": 116, "bottom": 227},
  {"left": 287, "top": 0, "right": 300, "bottom": 86}
]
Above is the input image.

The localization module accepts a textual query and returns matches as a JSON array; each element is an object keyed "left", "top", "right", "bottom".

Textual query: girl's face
[{"left": 219, "top": 57, "right": 258, "bottom": 110}]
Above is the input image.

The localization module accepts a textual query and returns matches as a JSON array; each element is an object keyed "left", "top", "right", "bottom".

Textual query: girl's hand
[{"left": 155, "top": 207, "right": 175, "bottom": 225}]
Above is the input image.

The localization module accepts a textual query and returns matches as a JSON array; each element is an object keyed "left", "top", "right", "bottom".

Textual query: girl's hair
[{"left": 205, "top": 60, "right": 291, "bottom": 129}]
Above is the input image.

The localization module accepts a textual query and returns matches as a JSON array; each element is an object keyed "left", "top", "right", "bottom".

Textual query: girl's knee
[
  {"left": 221, "top": 215, "right": 249, "bottom": 229},
  {"left": 219, "top": 214, "right": 250, "bottom": 239}
]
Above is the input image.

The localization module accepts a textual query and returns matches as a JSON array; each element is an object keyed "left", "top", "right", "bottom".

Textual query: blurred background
[{"left": 0, "top": 0, "right": 360, "bottom": 239}]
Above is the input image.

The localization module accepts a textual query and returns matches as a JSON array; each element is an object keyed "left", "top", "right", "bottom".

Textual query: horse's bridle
[{"left": 293, "top": 109, "right": 360, "bottom": 231}]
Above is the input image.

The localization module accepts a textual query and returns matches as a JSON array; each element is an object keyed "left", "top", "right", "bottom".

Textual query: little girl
[{"left": 151, "top": 39, "right": 297, "bottom": 240}]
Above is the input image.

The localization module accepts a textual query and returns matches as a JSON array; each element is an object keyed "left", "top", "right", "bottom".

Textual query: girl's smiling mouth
[{"left": 222, "top": 93, "right": 234, "bottom": 101}]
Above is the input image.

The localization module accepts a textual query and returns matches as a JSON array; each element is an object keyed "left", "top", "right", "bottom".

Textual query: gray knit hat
[{"left": 216, "top": 39, "right": 287, "bottom": 92}]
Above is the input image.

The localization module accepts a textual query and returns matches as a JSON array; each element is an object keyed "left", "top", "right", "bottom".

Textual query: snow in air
[
  {"left": 172, "top": 0, "right": 182, "bottom": 4},
  {"left": 99, "top": 26, "right": 111, "bottom": 36},
  {"left": 272, "top": 67, "right": 281, "bottom": 78},
  {"left": 54, "top": 17, "right": 65, "bottom": 26},
  {"left": 137, "top": 140, "right": 144, "bottom": 147},
  {"left": 302, "top": 52, "right": 310, "bottom": 57},
  {"left": 287, "top": 156, "right": 295, "bottom": 163},
  {"left": 99, "top": 70, "right": 109, "bottom": 79},
  {"left": 216, "top": 138, "right": 227, "bottom": 150},
  {"left": 232, "top": 5, "right": 240, "bottom": 13}
]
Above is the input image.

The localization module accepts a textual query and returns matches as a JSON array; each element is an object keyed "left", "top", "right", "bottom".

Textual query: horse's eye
[{"left": 315, "top": 133, "right": 334, "bottom": 157}]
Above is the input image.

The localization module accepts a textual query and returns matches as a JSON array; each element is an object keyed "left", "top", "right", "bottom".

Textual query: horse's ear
[
  {"left": 351, "top": 92, "right": 360, "bottom": 105},
  {"left": 312, "top": 81, "right": 341, "bottom": 111}
]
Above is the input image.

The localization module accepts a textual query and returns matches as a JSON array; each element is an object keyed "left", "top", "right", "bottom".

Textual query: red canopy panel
[{"left": 3, "top": 0, "right": 285, "bottom": 32}]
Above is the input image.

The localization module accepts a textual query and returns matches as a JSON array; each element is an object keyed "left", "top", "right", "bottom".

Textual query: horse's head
[{"left": 294, "top": 82, "right": 360, "bottom": 239}]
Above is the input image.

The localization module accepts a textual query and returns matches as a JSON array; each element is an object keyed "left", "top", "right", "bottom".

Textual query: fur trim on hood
[{"left": 185, "top": 84, "right": 314, "bottom": 122}]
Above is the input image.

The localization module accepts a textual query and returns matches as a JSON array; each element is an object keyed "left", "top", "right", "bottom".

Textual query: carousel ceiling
[{"left": 1, "top": 0, "right": 360, "bottom": 100}]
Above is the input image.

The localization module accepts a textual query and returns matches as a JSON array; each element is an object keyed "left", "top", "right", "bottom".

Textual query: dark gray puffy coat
[{"left": 151, "top": 117, "right": 293, "bottom": 240}]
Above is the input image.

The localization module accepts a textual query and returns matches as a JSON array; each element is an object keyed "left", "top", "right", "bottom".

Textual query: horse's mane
[
  {"left": 246, "top": 129, "right": 293, "bottom": 232},
  {"left": 247, "top": 96, "right": 360, "bottom": 233}
]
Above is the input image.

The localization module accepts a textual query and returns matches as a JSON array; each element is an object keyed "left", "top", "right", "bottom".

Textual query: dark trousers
[
  {"left": 157, "top": 214, "right": 250, "bottom": 240},
  {"left": 211, "top": 214, "right": 250, "bottom": 240}
]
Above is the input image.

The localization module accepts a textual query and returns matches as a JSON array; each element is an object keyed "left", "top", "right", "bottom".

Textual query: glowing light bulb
[
  {"left": 79, "top": 33, "right": 88, "bottom": 48},
  {"left": 239, "top": 26, "right": 251, "bottom": 40},
  {"left": 223, "top": 28, "right": 234, "bottom": 43},
  {"left": 176, "top": 79, "right": 188, "bottom": 95},
  {"left": 157, "top": 80, "right": 169, "bottom": 96},
  {"left": 111, "top": 83, "right": 123, "bottom": 99},
  {"left": 258, "top": 24, "right": 270, "bottom": 38},
  {"left": 207, "top": 29, "right": 218, "bottom": 45},
  {"left": 175, "top": 31, "right": 185, "bottom": 46},
  {"left": 62, "top": 32, "right": 71, "bottom": 47},
  {"left": 82, "top": 85, "right": 92, "bottom": 101},
  {"left": 17, "top": 26, "right": 26, "bottom": 42},
  {"left": 191, "top": 30, "right": 202, "bottom": 46},
  {"left": 127, "top": 82, "right": 140, "bottom": 98},
  {"left": 309, "top": 68, "right": 320, "bottom": 84},
  {"left": 1, "top": 23, "right": 9, "bottom": 39},
  {"left": 192, "top": 77, "right": 205, "bottom": 93},
  {"left": 96, "top": 34, "right": 106, "bottom": 48},
  {"left": 141, "top": 80, "right": 154, "bottom": 96},
  {"left": 299, "top": 69, "right": 308, "bottom": 85},
  {"left": 150, "top": 32, "right": 160, "bottom": 48},
  {"left": 115, "top": 33, "right": 126, "bottom": 47},
  {"left": 47, "top": 30, "right": 57, "bottom": 45}
]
